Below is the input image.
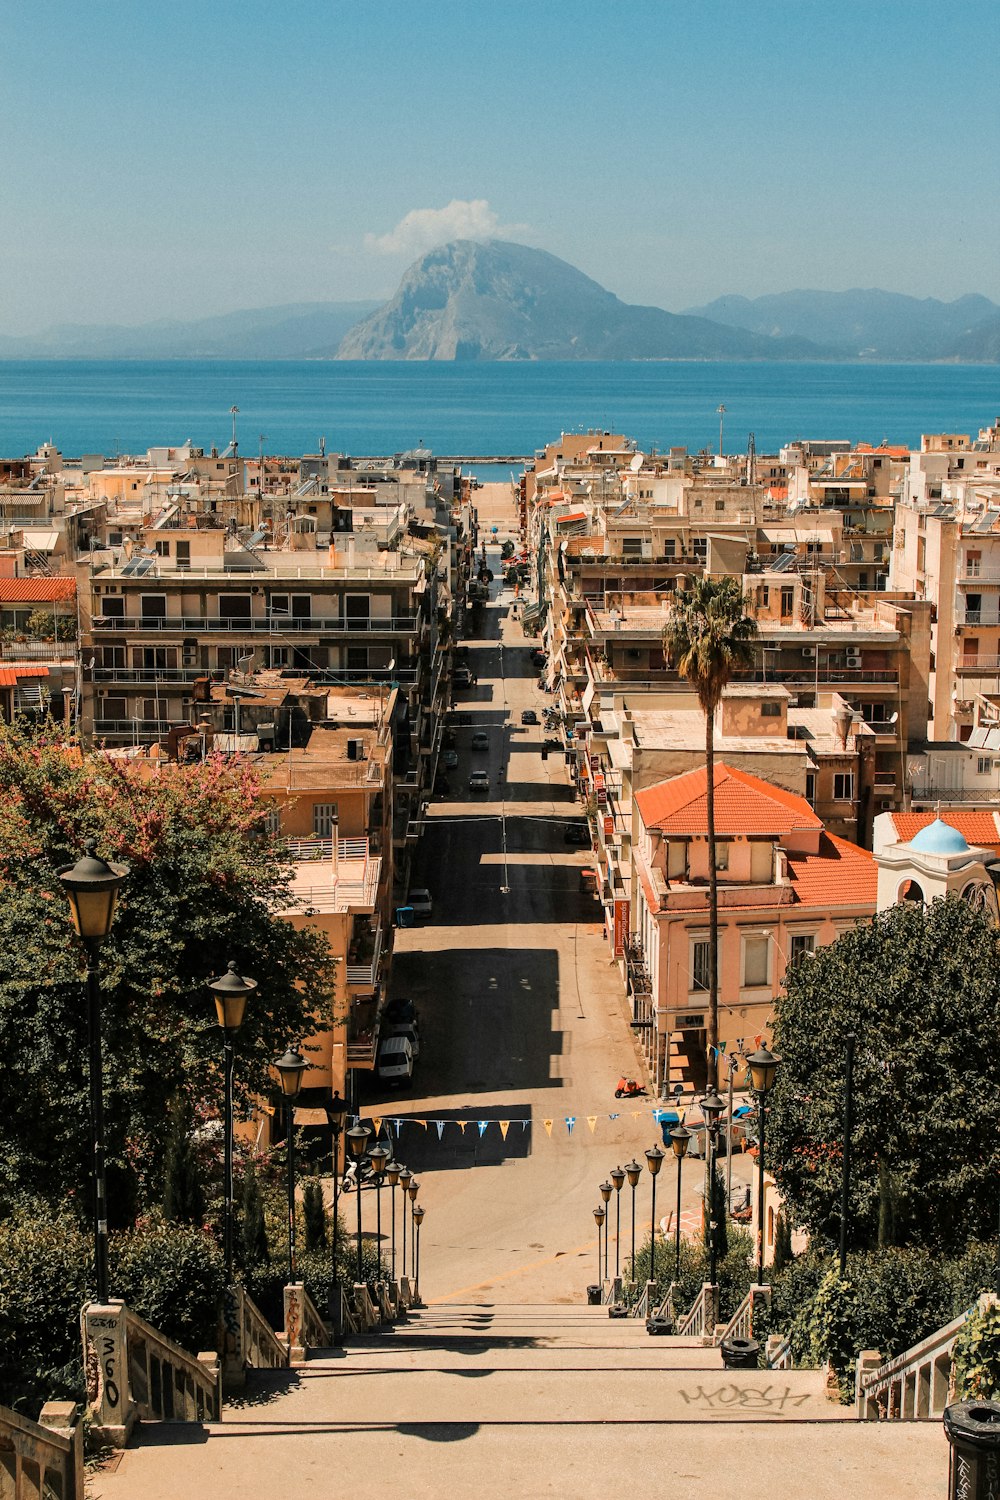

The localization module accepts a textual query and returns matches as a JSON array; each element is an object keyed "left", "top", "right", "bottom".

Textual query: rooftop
[
  {"left": 0, "top": 577, "right": 77, "bottom": 603},
  {"left": 636, "top": 763, "right": 821, "bottom": 837}
]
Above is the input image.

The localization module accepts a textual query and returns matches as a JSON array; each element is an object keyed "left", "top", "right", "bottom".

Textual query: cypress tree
[
  {"left": 163, "top": 1098, "right": 205, "bottom": 1226},
  {"left": 303, "top": 1176, "right": 328, "bottom": 1252},
  {"left": 240, "top": 1165, "right": 269, "bottom": 1265}
]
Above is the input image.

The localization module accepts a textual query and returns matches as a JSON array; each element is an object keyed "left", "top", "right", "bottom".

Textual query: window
[
  {"left": 806, "top": 772, "right": 817, "bottom": 804},
  {"left": 219, "top": 593, "right": 251, "bottom": 621},
  {"left": 154, "top": 539, "right": 170, "bottom": 557},
  {"left": 789, "top": 933, "right": 816, "bottom": 967},
  {"left": 834, "top": 773, "right": 855, "bottom": 801},
  {"left": 715, "top": 842, "right": 729, "bottom": 871},
  {"left": 312, "top": 802, "right": 338, "bottom": 837},
  {"left": 742, "top": 935, "right": 770, "bottom": 988},
  {"left": 978, "top": 757, "right": 992, "bottom": 776},
  {"left": 761, "top": 701, "right": 781, "bottom": 717},
  {"left": 780, "top": 587, "right": 794, "bottom": 619},
  {"left": 139, "top": 594, "right": 166, "bottom": 624},
  {"left": 175, "top": 540, "right": 190, "bottom": 569},
  {"left": 715, "top": 500, "right": 725, "bottom": 512},
  {"left": 100, "top": 645, "right": 126, "bottom": 668},
  {"left": 102, "top": 695, "right": 126, "bottom": 720},
  {"left": 261, "top": 803, "right": 281, "bottom": 835},
  {"left": 691, "top": 939, "right": 712, "bottom": 993},
  {"left": 622, "top": 538, "right": 643, "bottom": 557},
  {"left": 345, "top": 594, "right": 371, "bottom": 621},
  {"left": 663, "top": 539, "right": 676, "bottom": 559}
]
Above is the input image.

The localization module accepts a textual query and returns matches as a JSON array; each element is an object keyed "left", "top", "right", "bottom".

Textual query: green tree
[
  {"left": 769, "top": 895, "right": 1000, "bottom": 1255},
  {"left": 663, "top": 579, "right": 758, "bottom": 1079},
  {"left": 771, "top": 1211, "right": 794, "bottom": 1275},
  {"left": 163, "top": 1096, "right": 205, "bottom": 1226},
  {"left": 239, "top": 1164, "right": 269, "bottom": 1266},
  {"left": 0, "top": 720, "right": 332, "bottom": 1219},
  {"left": 302, "top": 1176, "right": 328, "bottom": 1252}
]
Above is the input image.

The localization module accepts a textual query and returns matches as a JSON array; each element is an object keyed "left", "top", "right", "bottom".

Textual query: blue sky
[{"left": 1, "top": 0, "right": 997, "bottom": 331}]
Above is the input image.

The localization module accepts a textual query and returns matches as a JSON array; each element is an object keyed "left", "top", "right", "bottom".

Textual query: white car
[
  {"left": 376, "top": 1036, "right": 414, "bottom": 1086},
  {"left": 469, "top": 770, "right": 490, "bottom": 793},
  {"left": 408, "top": 888, "right": 432, "bottom": 919},
  {"left": 471, "top": 731, "right": 490, "bottom": 751},
  {"left": 385, "top": 1021, "right": 420, "bottom": 1061}
]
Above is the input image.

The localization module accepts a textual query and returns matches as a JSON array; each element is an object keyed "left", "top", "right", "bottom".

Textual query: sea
[{"left": 0, "top": 359, "right": 997, "bottom": 473}]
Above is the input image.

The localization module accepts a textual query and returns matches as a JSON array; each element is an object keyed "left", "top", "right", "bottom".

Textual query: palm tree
[{"left": 663, "top": 577, "right": 758, "bottom": 1084}]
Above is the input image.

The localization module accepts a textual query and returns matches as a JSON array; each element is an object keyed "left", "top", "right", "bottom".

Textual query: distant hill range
[
  {"left": 685, "top": 288, "right": 1000, "bottom": 362},
  {"left": 0, "top": 243, "right": 997, "bottom": 361}
]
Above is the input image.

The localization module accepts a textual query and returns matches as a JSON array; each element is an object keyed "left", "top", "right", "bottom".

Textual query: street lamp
[
  {"left": 58, "top": 839, "right": 130, "bottom": 1305},
  {"left": 412, "top": 1202, "right": 425, "bottom": 1294},
  {"left": 700, "top": 1087, "right": 725, "bottom": 1290},
  {"left": 407, "top": 1178, "right": 420, "bottom": 1280},
  {"left": 599, "top": 1181, "right": 612, "bottom": 1284},
  {"left": 398, "top": 1166, "right": 413, "bottom": 1281},
  {"left": 746, "top": 1045, "right": 782, "bottom": 1284},
  {"left": 593, "top": 1204, "right": 607, "bottom": 1285},
  {"left": 325, "top": 1091, "right": 348, "bottom": 1326},
  {"left": 346, "top": 1122, "right": 371, "bottom": 1283},
  {"left": 625, "top": 1159, "right": 642, "bottom": 1283},
  {"left": 386, "top": 1159, "right": 402, "bottom": 1281},
  {"left": 609, "top": 1167, "right": 626, "bottom": 1280},
  {"left": 669, "top": 1124, "right": 691, "bottom": 1279},
  {"left": 645, "top": 1145, "right": 665, "bottom": 1287},
  {"left": 207, "top": 962, "right": 257, "bottom": 1280},
  {"left": 274, "top": 1047, "right": 309, "bottom": 1281},
  {"left": 368, "top": 1142, "right": 389, "bottom": 1281}
]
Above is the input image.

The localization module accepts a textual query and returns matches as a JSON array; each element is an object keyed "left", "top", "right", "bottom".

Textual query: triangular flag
[
  {"left": 457, "top": 1120, "right": 467, "bottom": 1134},
  {"left": 435, "top": 1121, "right": 445, "bottom": 1140},
  {"left": 394, "top": 1118, "right": 403, "bottom": 1137},
  {"left": 478, "top": 1120, "right": 488, "bottom": 1137},
  {"left": 631, "top": 1111, "right": 641, "bottom": 1121},
  {"left": 587, "top": 1116, "right": 598, "bottom": 1134},
  {"left": 652, "top": 1109, "right": 662, "bottom": 1124},
  {"left": 543, "top": 1119, "right": 553, "bottom": 1137},
  {"left": 609, "top": 1113, "right": 620, "bottom": 1121},
  {"left": 372, "top": 1117, "right": 382, "bottom": 1138},
  {"left": 565, "top": 1116, "right": 576, "bottom": 1135},
  {"left": 499, "top": 1120, "right": 510, "bottom": 1140},
  {"left": 414, "top": 1118, "right": 427, "bottom": 1130}
]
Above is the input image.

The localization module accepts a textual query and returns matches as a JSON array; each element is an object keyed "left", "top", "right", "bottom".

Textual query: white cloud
[{"left": 364, "top": 199, "right": 527, "bottom": 257}]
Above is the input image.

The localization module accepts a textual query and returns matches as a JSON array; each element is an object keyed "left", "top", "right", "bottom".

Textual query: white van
[{"left": 376, "top": 1035, "right": 414, "bottom": 1087}]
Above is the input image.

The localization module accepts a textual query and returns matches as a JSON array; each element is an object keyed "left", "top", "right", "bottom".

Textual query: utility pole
[{"left": 716, "top": 404, "right": 726, "bottom": 459}]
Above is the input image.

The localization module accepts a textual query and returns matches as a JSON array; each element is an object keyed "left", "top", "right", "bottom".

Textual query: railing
[
  {"left": 628, "top": 1282, "right": 651, "bottom": 1320},
  {"left": 650, "top": 1282, "right": 677, "bottom": 1324},
  {"left": 239, "top": 1286, "right": 289, "bottom": 1370},
  {"left": 351, "top": 1283, "right": 380, "bottom": 1331},
  {"left": 125, "top": 1307, "right": 222, "bottom": 1422},
  {"left": 92, "top": 667, "right": 204, "bottom": 685},
  {"left": 855, "top": 1293, "right": 996, "bottom": 1420},
  {"left": 958, "top": 656, "right": 1000, "bottom": 671},
  {"left": 0, "top": 640, "right": 76, "bottom": 661},
  {"left": 0, "top": 1401, "right": 84, "bottom": 1499},
  {"left": 398, "top": 1276, "right": 415, "bottom": 1310},
  {"left": 92, "top": 614, "right": 419, "bottom": 634},
  {"left": 283, "top": 1283, "right": 331, "bottom": 1363},
  {"left": 346, "top": 924, "right": 384, "bottom": 987},
  {"left": 93, "top": 718, "right": 173, "bottom": 739},
  {"left": 718, "top": 1284, "right": 770, "bottom": 1345},
  {"left": 676, "top": 1282, "right": 720, "bottom": 1341},
  {"left": 766, "top": 1333, "right": 794, "bottom": 1370},
  {"left": 911, "top": 786, "right": 1000, "bottom": 804},
  {"left": 601, "top": 1277, "right": 623, "bottom": 1306}
]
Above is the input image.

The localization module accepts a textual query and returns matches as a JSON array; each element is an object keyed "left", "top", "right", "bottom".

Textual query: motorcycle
[{"left": 615, "top": 1078, "right": 648, "bottom": 1099}]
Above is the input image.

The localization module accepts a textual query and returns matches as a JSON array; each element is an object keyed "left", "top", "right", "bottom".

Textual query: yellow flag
[
  {"left": 457, "top": 1120, "right": 467, "bottom": 1134},
  {"left": 543, "top": 1119, "right": 553, "bottom": 1137},
  {"left": 587, "top": 1116, "right": 598, "bottom": 1134},
  {"left": 631, "top": 1111, "right": 641, "bottom": 1121},
  {"left": 499, "top": 1120, "right": 510, "bottom": 1140},
  {"left": 372, "top": 1117, "right": 382, "bottom": 1138},
  {"left": 414, "top": 1119, "right": 427, "bottom": 1129}
]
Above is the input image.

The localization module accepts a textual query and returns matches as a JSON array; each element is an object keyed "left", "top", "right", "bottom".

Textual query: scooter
[{"left": 615, "top": 1078, "right": 648, "bottom": 1099}]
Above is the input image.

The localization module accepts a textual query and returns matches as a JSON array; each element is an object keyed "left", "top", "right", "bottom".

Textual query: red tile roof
[
  {"left": 888, "top": 810, "right": 1000, "bottom": 851},
  {"left": 786, "top": 833, "right": 877, "bottom": 909},
  {"left": 0, "top": 666, "right": 49, "bottom": 688},
  {"left": 635, "top": 763, "right": 821, "bottom": 836},
  {"left": 0, "top": 578, "right": 76, "bottom": 603}
]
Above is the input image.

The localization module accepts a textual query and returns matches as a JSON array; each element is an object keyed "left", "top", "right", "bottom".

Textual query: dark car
[
  {"left": 563, "top": 824, "right": 590, "bottom": 846},
  {"left": 385, "top": 996, "right": 418, "bottom": 1025},
  {"left": 520, "top": 709, "right": 538, "bottom": 725},
  {"left": 530, "top": 650, "right": 547, "bottom": 668}
]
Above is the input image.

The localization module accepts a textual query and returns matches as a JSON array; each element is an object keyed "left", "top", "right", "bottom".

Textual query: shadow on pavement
[{"left": 354, "top": 1104, "right": 536, "bottom": 1172}]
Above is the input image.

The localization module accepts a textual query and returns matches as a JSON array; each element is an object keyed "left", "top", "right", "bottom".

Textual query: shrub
[
  {"left": 302, "top": 1178, "right": 328, "bottom": 1252},
  {"left": 0, "top": 1210, "right": 91, "bottom": 1416},
  {"left": 112, "top": 1220, "right": 225, "bottom": 1353},
  {"left": 953, "top": 1301, "right": 1000, "bottom": 1401},
  {"left": 162, "top": 1099, "right": 205, "bottom": 1226}
]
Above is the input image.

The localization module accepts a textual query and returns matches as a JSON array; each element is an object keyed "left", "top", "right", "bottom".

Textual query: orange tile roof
[
  {"left": 887, "top": 809, "right": 1000, "bottom": 851},
  {"left": 635, "top": 762, "right": 821, "bottom": 836},
  {"left": 0, "top": 577, "right": 76, "bottom": 603},
  {"left": 786, "top": 833, "right": 877, "bottom": 909},
  {"left": 0, "top": 666, "right": 49, "bottom": 688}
]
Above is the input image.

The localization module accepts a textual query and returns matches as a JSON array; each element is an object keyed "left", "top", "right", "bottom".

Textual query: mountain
[
  {"left": 335, "top": 241, "right": 827, "bottom": 362},
  {"left": 684, "top": 289, "right": 1000, "bottom": 361},
  {"left": 947, "top": 314, "right": 1000, "bottom": 364},
  {"left": 0, "top": 302, "right": 381, "bottom": 360}
]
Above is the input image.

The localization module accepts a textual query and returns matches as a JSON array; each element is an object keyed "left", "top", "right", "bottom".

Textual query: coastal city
[{"left": 3, "top": 416, "right": 1000, "bottom": 1495}]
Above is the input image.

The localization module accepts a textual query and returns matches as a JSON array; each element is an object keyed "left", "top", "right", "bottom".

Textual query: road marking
[{"left": 427, "top": 1238, "right": 595, "bottom": 1304}]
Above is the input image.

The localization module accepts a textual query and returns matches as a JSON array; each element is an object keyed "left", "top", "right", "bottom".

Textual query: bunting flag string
[
  {"left": 372, "top": 1117, "right": 383, "bottom": 1138},
  {"left": 478, "top": 1121, "right": 488, "bottom": 1138},
  {"left": 499, "top": 1121, "right": 510, "bottom": 1140},
  {"left": 543, "top": 1119, "right": 553, "bottom": 1137},
  {"left": 341, "top": 1099, "right": 704, "bottom": 1144},
  {"left": 586, "top": 1116, "right": 597, "bottom": 1134},
  {"left": 565, "top": 1116, "right": 576, "bottom": 1135},
  {"left": 435, "top": 1121, "right": 445, "bottom": 1141}
]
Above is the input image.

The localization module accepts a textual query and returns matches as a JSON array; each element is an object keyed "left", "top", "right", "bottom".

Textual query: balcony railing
[
  {"left": 958, "top": 656, "right": 1000, "bottom": 671},
  {"left": 93, "top": 667, "right": 204, "bottom": 685},
  {"left": 92, "top": 613, "right": 419, "bottom": 634},
  {"left": 346, "top": 923, "right": 383, "bottom": 988},
  {"left": 0, "top": 640, "right": 76, "bottom": 661},
  {"left": 93, "top": 718, "right": 172, "bottom": 739}
]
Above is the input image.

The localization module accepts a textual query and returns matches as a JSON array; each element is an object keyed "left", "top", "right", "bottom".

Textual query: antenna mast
[
  {"left": 716, "top": 403, "right": 726, "bottom": 459},
  {"left": 746, "top": 431, "right": 757, "bottom": 486}
]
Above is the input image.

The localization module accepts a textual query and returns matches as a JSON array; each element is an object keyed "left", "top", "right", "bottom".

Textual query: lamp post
[
  {"left": 669, "top": 1125, "right": 691, "bottom": 1279},
  {"left": 625, "top": 1160, "right": 642, "bottom": 1283},
  {"left": 58, "top": 839, "right": 129, "bottom": 1305},
  {"left": 839, "top": 1033, "right": 856, "bottom": 1278},
  {"left": 599, "top": 1181, "right": 612, "bottom": 1284},
  {"left": 700, "top": 1087, "right": 725, "bottom": 1290},
  {"left": 593, "top": 1205, "right": 606, "bottom": 1284},
  {"left": 645, "top": 1145, "right": 665, "bottom": 1286},
  {"left": 746, "top": 1045, "right": 782, "bottom": 1284},
  {"left": 274, "top": 1048, "right": 308, "bottom": 1280},
  {"left": 207, "top": 962, "right": 257, "bottom": 1280},
  {"left": 609, "top": 1167, "right": 625, "bottom": 1280},
  {"left": 407, "top": 1179, "right": 420, "bottom": 1279},
  {"left": 346, "top": 1122, "right": 371, "bottom": 1283},
  {"left": 325, "top": 1092, "right": 348, "bottom": 1321},
  {"left": 412, "top": 1203, "right": 425, "bottom": 1293},
  {"left": 386, "top": 1160, "right": 402, "bottom": 1280},
  {"left": 368, "top": 1142, "right": 389, "bottom": 1281},
  {"left": 398, "top": 1166, "right": 413, "bottom": 1281}
]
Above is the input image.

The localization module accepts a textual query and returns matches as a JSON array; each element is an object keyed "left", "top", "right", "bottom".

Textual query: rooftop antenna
[
  {"left": 746, "top": 431, "right": 757, "bottom": 487},
  {"left": 716, "top": 404, "right": 726, "bottom": 459},
  {"left": 229, "top": 405, "right": 240, "bottom": 458}
]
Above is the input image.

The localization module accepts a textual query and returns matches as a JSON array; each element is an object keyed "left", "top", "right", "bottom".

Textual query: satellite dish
[{"left": 629, "top": 454, "right": 643, "bottom": 473}]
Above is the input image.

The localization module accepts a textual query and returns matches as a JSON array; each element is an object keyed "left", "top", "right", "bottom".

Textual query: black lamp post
[
  {"left": 625, "top": 1159, "right": 642, "bottom": 1282},
  {"left": 398, "top": 1166, "right": 413, "bottom": 1280},
  {"left": 386, "top": 1159, "right": 402, "bottom": 1280},
  {"left": 58, "top": 839, "right": 129, "bottom": 1305},
  {"left": 274, "top": 1048, "right": 309, "bottom": 1280},
  {"left": 412, "top": 1202, "right": 425, "bottom": 1292},
  {"left": 207, "top": 962, "right": 257, "bottom": 1280},
  {"left": 325, "top": 1092, "right": 348, "bottom": 1317},
  {"left": 700, "top": 1087, "right": 726, "bottom": 1289},
  {"left": 746, "top": 1044, "right": 782, "bottom": 1284},
  {"left": 669, "top": 1124, "right": 691, "bottom": 1279},
  {"left": 599, "top": 1181, "right": 612, "bottom": 1283},
  {"left": 645, "top": 1145, "right": 665, "bottom": 1286},
  {"left": 593, "top": 1204, "right": 606, "bottom": 1284},
  {"left": 407, "top": 1178, "right": 420, "bottom": 1279},
  {"left": 609, "top": 1166, "right": 625, "bottom": 1280},
  {"left": 346, "top": 1122, "right": 371, "bottom": 1282},
  {"left": 368, "top": 1142, "right": 389, "bottom": 1280}
]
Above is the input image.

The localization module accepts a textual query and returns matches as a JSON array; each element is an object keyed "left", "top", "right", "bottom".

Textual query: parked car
[
  {"left": 408, "top": 888, "right": 433, "bottom": 919},
  {"left": 376, "top": 1035, "right": 414, "bottom": 1087},
  {"left": 384, "top": 995, "right": 418, "bottom": 1025},
  {"left": 530, "top": 650, "right": 547, "bottom": 668},
  {"left": 385, "top": 1021, "right": 420, "bottom": 1061},
  {"left": 442, "top": 749, "right": 459, "bottom": 769},
  {"left": 471, "top": 731, "right": 490, "bottom": 751},
  {"left": 453, "top": 667, "right": 472, "bottom": 688},
  {"left": 564, "top": 823, "right": 590, "bottom": 846},
  {"left": 469, "top": 770, "right": 490, "bottom": 793},
  {"left": 520, "top": 709, "right": 538, "bottom": 725}
]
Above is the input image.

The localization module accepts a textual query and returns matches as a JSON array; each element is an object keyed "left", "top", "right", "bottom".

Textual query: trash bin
[
  {"left": 586, "top": 1284, "right": 601, "bottom": 1306},
  {"left": 944, "top": 1401, "right": 1000, "bottom": 1498},
  {"left": 395, "top": 906, "right": 414, "bottom": 928},
  {"left": 720, "top": 1335, "right": 760, "bottom": 1370},
  {"left": 646, "top": 1313, "right": 673, "bottom": 1336},
  {"left": 608, "top": 1303, "right": 628, "bottom": 1320}
]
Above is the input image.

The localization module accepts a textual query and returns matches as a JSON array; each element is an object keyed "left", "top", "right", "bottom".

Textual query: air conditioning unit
[
  {"left": 846, "top": 652, "right": 861, "bottom": 667},
  {"left": 802, "top": 646, "right": 816, "bottom": 659},
  {"left": 346, "top": 738, "right": 365, "bottom": 761}
]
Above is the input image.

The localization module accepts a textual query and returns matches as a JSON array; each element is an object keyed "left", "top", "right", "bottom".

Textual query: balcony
[
  {"left": 957, "top": 657, "right": 1000, "bottom": 672},
  {"left": 345, "top": 923, "right": 384, "bottom": 989},
  {"left": 282, "top": 835, "right": 382, "bottom": 915},
  {"left": 92, "top": 667, "right": 204, "bottom": 686},
  {"left": 961, "top": 613, "right": 1000, "bottom": 627},
  {"left": 92, "top": 613, "right": 419, "bottom": 635},
  {"left": 93, "top": 718, "right": 172, "bottom": 740}
]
